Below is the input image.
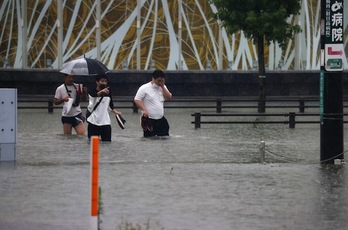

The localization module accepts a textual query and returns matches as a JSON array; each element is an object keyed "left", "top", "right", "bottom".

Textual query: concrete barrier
[{"left": 1, "top": 69, "right": 348, "bottom": 96}]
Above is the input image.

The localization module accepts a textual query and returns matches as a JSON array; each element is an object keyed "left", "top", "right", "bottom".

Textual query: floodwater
[{"left": 1, "top": 104, "right": 348, "bottom": 230}]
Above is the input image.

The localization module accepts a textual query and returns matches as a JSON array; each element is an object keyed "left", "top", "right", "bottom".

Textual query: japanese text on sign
[{"left": 325, "top": 0, "right": 343, "bottom": 43}]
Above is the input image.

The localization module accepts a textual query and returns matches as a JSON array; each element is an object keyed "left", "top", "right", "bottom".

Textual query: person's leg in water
[
  {"left": 100, "top": 125, "right": 112, "bottom": 141},
  {"left": 153, "top": 117, "right": 169, "bottom": 136},
  {"left": 74, "top": 123, "right": 85, "bottom": 135},
  {"left": 73, "top": 114, "right": 86, "bottom": 135},
  {"left": 61, "top": 116, "right": 74, "bottom": 134},
  {"left": 63, "top": 123, "right": 73, "bottom": 134},
  {"left": 88, "top": 123, "right": 101, "bottom": 140}
]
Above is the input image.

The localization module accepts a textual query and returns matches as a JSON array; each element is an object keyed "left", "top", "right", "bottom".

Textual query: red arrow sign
[{"left": 328, "top": 47, "right": 343, "bottom": 56}]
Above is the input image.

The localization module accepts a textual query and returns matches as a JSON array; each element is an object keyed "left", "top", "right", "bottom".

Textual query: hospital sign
[{"left": 324, "top": 0, "right": 344, "bottom": 71}]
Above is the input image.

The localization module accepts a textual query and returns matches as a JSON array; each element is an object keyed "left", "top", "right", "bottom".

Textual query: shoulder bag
[{"left": 86, "top": 96, "right": 104, "bottom": 118}]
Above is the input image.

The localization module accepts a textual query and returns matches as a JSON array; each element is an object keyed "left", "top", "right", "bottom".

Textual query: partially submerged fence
[
  {"left": 191, "top": 112, "right": 348, "bottom": 129},
  {"left": 17, "top": 96, "right": 348, "bottom": 129},
  {"left": 17, "top": 98, "right": 137, "bottom": 113},
  {"left": 17, "top": 96, "right": 348, "bottom": 113}
]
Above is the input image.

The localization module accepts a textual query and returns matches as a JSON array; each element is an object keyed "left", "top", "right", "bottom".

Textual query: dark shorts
[
  {"left": 88, "top": 123, "right": 112, "bottom": 141},
  {"left": 144, "top": 116, "right": 169, "bottom": 137},
  {"left": 61, "top": 113, "right": 85, "bottom": 127}
]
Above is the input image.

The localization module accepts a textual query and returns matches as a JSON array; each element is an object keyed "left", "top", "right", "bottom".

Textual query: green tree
[{"left": 210, "top": 0, "right": 302, "bottom": 112}]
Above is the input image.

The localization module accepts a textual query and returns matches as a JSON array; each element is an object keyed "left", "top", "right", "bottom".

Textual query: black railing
[
  {"left": 17, "top": 98, "right": 139, "bottom": 113},
  {"left": 191, "top": 112, "right": 348, "bottom": 129},
  {"left": 17, "top": 96, "right": 348, "bottom": 114}
]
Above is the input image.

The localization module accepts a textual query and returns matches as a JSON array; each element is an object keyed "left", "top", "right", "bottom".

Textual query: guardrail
[
  {"left": 17, "top": 96, "right": 344, "bottom": 113},
  {"left": 17, "top": 96, "right": 348, "bottom": 114},
  {"left": 191, "top": 112, "right": 348, "bottom": 129},
  {"left": 17, "top": 98, "right": 139, "bottom": 113},
  {"left": 164, "top": 97, "right": 320, "bottom": 113}
]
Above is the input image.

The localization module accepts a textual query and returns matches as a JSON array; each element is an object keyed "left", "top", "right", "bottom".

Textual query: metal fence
[
  {"left": 17, "top": 96, "right": 341, "bottom": 114},
  {"left": 17, "top": 96, "right": 348, "bottom": 129},
  {"left": 191, "top": 112, "right": 348, "bottom": 129}
]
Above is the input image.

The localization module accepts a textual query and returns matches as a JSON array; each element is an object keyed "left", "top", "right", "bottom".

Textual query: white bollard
[{"left": 259, "top": 141, "right": 265, "bottom": 163}]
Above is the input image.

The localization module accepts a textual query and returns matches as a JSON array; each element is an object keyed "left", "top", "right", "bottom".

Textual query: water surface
[{"left": 0, "top": 107, "right": 347, "bottom": 230}]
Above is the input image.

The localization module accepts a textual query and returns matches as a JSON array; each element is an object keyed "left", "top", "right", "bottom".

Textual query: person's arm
[
  {"left": 108, "top": 91, "right": 122, "bottom": 115},
  {"left": 81, "top": 86, "right": 88, "bottom": 101},
  {"left": 161, "top": 85, "right": 172, "bottom": 101},
  {"left": 54, "top": 86, "right": 70, "bottom": 105},
  {"left": 134, "top": 99, "right": 149, "bottom": 117},
  {"left": 53, "top": 96, "right": 69, "bottom": 105},
  {"left": 160, "top": 79, "right": 172, "bottom": 100},
  {"left": 111, "top": 108, "right": 121, "bottom": 115},
  {"left": 90, "top": 87, "right": 108, "bottom": 98},
  {"left": 134, "top": 85, "right": 148, "bottom": 116}
]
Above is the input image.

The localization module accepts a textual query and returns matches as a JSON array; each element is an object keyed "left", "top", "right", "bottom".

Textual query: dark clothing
[
  {"left": 88, "top": 123, "right": 112, "bottom": 141},
  {"left": 143, "top": 116, "right": 169, "bottom": 137},
  {"left": 61, "top": 113, "right": 85, "bottom": 127}
]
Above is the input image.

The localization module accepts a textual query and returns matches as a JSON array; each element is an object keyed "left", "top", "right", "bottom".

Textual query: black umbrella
[{"left": 60, "top": 57, "right": 109, "bottom": 76}]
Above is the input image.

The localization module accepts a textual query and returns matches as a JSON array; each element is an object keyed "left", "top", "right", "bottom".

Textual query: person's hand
[
  {"left": 142, "top": 110, "right": 149, "bottom": 117},
  {"left": 98, "top": 87, "right": 109, "bottom": 96},
  {"left": 63, "top": 96, "right": 70, "bottom": 102},
  {"left": 113, "top": 109, "right": 121, "bottom": 115},
  {"left": 160, "top": 78, "right": 165, "bottom": 88},
  {"left": 101, "top": 87, "right": 109, "bottom": 95}
]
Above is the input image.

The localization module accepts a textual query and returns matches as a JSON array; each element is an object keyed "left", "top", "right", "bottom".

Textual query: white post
[
  {"left": 218, "top": 24, "right": 223, "bottom": 70},
  {"left": 259, "top": 141, "right": 265, "bottom": 163},
  {"left": 294, "top": 16, "right": 300, "bottom": 70},
  {"left": 57, "top": 0, "right": 63, "bottom": 69},
  {"left": 21, "top": 0, "right": 27, "bottom": 68},
  {"left": 96, "top": 0, "right": 101, "bottom": 60},
  {"left": 137, "top": 0, "right": 141, "bottom": 70},
  {"left": 178, "top": 0, "right": 182, "bottom": 70}
]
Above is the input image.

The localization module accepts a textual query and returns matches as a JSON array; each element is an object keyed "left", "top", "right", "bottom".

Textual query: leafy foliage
[
  {"left": 210, "top": 0, "right": 302, "bottom": 112},
  {"left": 210, "top": 0, "right": 302, "bottom": 48}
]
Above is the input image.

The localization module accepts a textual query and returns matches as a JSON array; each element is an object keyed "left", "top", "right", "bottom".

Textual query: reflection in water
[
  {"left": 0, "top": 109, "right": 347, "bottom": 230},
  {"left": 311, "top": 166, "right": 348, "bottom": 229}
]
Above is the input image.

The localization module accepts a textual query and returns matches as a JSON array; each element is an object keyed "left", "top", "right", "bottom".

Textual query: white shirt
[
  {"left": 86, "top": 95, "right": 112, "bottom": 126},
  {"left": 134, "top": 82, "right": 166, "bottom": 119},
  {"left": 54, "top": 83, "right": 82, "bottom": 117}
]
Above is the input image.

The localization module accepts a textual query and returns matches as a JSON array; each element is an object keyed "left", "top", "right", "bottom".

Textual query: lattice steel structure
[{"left": 1, "top": 0, "right": 348, "bottom": 70}]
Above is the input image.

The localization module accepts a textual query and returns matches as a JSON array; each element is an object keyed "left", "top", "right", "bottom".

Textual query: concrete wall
[{"left": 0, "top": 69, "right": 347, "bottom": 97}]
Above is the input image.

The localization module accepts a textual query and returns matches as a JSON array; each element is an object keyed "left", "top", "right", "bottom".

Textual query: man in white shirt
[
  {"left": 134, "top": 70, "right": 172, "bottom": 137},
  {"left": 54, "top": 74, "right": 86, "bottom": 135}
]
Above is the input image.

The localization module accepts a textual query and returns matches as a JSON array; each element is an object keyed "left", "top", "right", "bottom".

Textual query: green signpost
[{"left": 326, "top": 58, "right": 342, "bottom": 70}]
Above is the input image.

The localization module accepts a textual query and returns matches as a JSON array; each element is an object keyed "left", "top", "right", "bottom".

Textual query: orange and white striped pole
[{"left": 89, "top": 136, "right": 99, "bottom": 230}]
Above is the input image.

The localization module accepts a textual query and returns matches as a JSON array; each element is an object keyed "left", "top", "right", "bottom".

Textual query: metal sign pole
[{"left": 320, "top": 0, "right": 344, "bottom": 164}]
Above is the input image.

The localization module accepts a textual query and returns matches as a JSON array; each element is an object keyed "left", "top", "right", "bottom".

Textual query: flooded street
[{"left": 1, "top": 106, "right": 348, "bottom": 230}]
